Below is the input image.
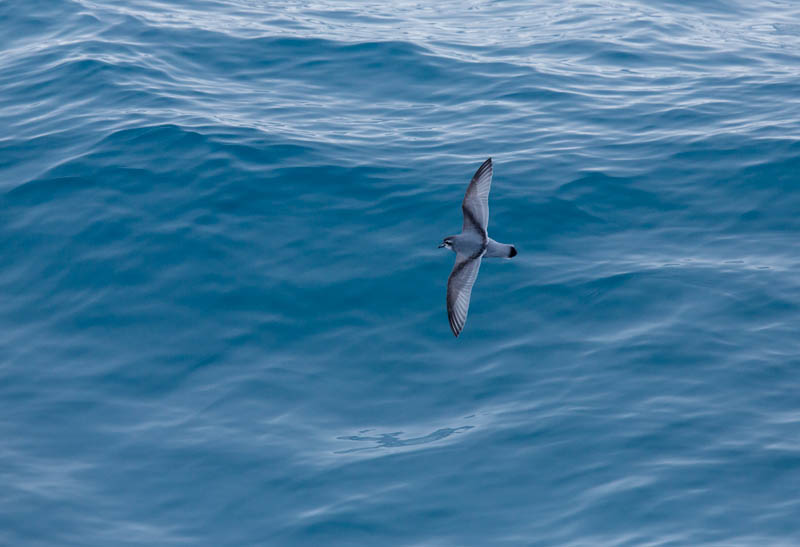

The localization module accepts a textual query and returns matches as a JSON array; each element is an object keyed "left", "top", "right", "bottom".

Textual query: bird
[{"left": 439, "top": 158, "right": 517, "bottom": 337}]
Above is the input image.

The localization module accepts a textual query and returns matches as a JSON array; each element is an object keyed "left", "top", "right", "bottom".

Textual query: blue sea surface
[{"left": 3, "top": 0, "right": 800, "bottom": 544}]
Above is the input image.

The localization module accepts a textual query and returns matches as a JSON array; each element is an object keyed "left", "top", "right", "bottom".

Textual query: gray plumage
[{"left": 439, "top": 158, "right": 517, "bottom": 337}]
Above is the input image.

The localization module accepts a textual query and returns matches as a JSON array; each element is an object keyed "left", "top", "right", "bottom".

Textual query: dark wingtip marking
[
  {"left": 509, "top": 246, "right": 517, "bottom": 258},
  {"left": 450, "top": 322, "right": 460, "bottom": 337},
  {"left": 473, "top": 158, "right": 492, "bottom": 180}
]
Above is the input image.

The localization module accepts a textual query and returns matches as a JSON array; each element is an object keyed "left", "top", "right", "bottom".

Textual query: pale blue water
[{"left": 3, "top": 1, "right": 800, "bottom": 544}]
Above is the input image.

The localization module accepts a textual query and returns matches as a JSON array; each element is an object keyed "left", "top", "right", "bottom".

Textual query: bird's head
[{"left": 438, "top": 236, "right": 455, "bottom": 250}]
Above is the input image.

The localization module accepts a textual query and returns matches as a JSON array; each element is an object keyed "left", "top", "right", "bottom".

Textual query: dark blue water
[{"left": 4, "top": 1, "right": 800, "bottom": 544}]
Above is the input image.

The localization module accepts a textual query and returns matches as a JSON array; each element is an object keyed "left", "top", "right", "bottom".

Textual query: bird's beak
[{"left": 438, "top": 243, "right": 445, "bottom": 248}]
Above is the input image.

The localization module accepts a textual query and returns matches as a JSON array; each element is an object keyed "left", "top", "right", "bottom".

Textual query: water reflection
[{"left": 335, "top": 426, "right": 473, "bottom": 454}]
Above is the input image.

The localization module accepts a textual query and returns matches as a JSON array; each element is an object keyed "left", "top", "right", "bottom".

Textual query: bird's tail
[{"left": 485, "top": 239, "right": 517, "bottom": 258}]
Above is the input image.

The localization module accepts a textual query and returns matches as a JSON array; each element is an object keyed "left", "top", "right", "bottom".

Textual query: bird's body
[
  {"left": 439, "top": 158, "right": 516, "bottom": 337},
  {"left": 446, "top": 235, "right": 514, "bottom": 258},
  {"left": 448, "top": 230, "right": 485, "bottom": 256}
]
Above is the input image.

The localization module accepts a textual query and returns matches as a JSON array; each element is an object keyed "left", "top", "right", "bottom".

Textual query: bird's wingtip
[{"left": 509, "top": 246, "right": 517, "bottom": 258}]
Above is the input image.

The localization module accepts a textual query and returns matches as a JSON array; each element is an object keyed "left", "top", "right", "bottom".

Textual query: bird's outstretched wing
[
  {"left": 447, "top": 252, "right": 483, "bottom": 337},
  {"left": 462, "top": 157, "right": 492, "bottom": 236}
]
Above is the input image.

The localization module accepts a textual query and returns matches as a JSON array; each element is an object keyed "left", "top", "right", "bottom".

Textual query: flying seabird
[{"left": 439, "top": 158, "right": 517, "bottom": 337}]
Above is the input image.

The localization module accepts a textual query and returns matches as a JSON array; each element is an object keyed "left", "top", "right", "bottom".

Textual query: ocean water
[{"left": 3, "top": 0, "right": 800, "bottom": 544}]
